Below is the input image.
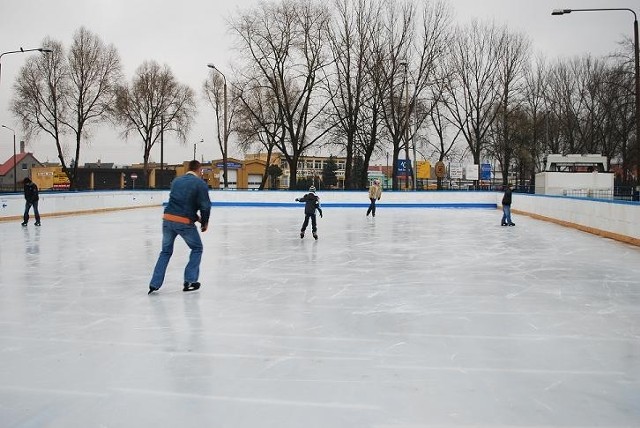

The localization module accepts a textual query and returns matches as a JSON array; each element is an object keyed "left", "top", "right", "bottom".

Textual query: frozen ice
[{"left": 1, "top": 206, "right": 639, "bottom": 427}]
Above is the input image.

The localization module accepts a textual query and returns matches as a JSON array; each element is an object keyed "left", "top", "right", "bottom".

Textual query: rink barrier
[
  {"left": 0, "top": 191, "right": 162, "bottom": 222},
  {"left": 510, "top": 193, "right": 640, "bottom": 247},
  {"left": 1, "top": 189, "right": 638, "bottom": 246}
]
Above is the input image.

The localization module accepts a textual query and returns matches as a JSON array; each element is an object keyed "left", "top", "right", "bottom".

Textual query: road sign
[
  {"left": 130, "top": 173, "right": 138, "bottom": 179},
  {"left": 435, "top": 161, "right": 446, "bottom": 178}
]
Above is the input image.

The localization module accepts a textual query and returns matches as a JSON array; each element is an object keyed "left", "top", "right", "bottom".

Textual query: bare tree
[
  {"left": 324, "top": 0, "right": 380, "bottom": 189},
  {"left": 230, "top": 0, "right": 333, "bottom": 189},
  {"left": 426, "top": 98, "right": 464, "bottom": 189},
  {"left": 61, "top": 27, "right": 123, "bottom": 187},
  {"left": 373, "top": 0, "right": 452, "bottom": 190},
  {"left": 372, "top": 0, "right": 413, "bottom": 190},
  {"left": 12, "top": 39, "right": 69, "bottom": 176},
  {"left": 442, "top": 20, "right": 505, "bottom": 175},
  {"left": 522, "top": 55, "right": 550, "bottom": 178},
  {"left": 234, "top": 75, "right": 286, "bottom": 189},
  {"left": 490, "top": 28, "right": 530, "bottom": 185},
  {"left": 11, "top": 28, "right": 123, "bottom": 189},
  {"left": 115, "top": 61, "right": 196, "bottom": 185}
]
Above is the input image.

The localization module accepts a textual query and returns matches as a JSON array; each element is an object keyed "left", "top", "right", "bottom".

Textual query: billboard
[
  {"left": 449, "top": 163, "right": 463, "bottom": 179},
  {"left": 396, "top": 159, "right": 413, "bottom": 175},
  {"left": 480, "top": 163, "right": 492, "bottom": 180},
  {"left": 416, "top": 161, "right": 431, "bottom": 179},
  {"left": 465, "top": 164, "right": 479, "bottom": 180}
]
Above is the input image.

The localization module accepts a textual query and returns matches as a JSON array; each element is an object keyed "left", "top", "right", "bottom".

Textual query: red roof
[{"left": 0, "top": 153, "right": 35, "bottom": 176}]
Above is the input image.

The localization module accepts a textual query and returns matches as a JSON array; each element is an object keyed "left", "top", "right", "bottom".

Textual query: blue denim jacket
[{"left": 164, "top": 172, "right": 211, "bottom": 224}]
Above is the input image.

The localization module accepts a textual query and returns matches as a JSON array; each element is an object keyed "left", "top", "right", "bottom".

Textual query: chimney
[{"left": 20, "top": 140, "right": 25, "bottom": 154}]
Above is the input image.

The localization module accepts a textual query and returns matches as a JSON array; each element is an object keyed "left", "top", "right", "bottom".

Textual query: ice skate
[
  {"left": 148, "top": 286, "right": 159, "bottom": 295},
  {"left": 21, "top": 222, "right": 27, "bottom": 227},
  {"left": 183, "top": 281, "right": 201, "bottom": 292},
  {"left": 313, "top": 232, "right": 318, "bottom": 240},
  {"left": 300, "top": 231, "right": 305, "bottom": 239}
]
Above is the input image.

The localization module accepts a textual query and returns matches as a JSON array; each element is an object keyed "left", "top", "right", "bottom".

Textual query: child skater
[{"left": 295, "top": 185, "right": 323, "bottom": 240}]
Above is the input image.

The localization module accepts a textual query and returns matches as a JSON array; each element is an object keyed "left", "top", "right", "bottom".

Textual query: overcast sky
[{"left": 1, "top": 0, "right": 638, "bottom": 166}]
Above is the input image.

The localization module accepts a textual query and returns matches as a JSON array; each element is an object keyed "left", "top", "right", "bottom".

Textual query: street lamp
[
  {"left": 1, "top": 125, "right": 16, "bottom": 192},
  {"left": 400, "top": 61, "right": 411, "bottom": 190},
  {"left": 0, "top": 47, "right": 53, "bottom": 85},
  {"left": 194, "top": 138, "right": 203, "bottom": 161},
  {"left": 207, "top": 63, "right": 229, "bottom": 189},
  {"left": 552, "top": 7, "right": 640, "bottom": 183}
]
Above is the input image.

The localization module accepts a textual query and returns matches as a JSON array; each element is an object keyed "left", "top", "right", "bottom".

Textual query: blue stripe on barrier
[{"left": 204, "top": 202, "right": 497, "bottom": 209}]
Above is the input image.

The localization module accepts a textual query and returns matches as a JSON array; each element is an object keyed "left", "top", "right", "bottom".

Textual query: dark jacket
[
  {"left": 24, "top": 182, "right": 39, "bottom": 203},
  {"left": 502, "top": 187, "right": 513, "bottom": 206},
  {"left": 297, "top": 192, "right": 322, "bottom": 216},
  {"left": 164, "top": 172, "right": 211, "bottom": 224}
]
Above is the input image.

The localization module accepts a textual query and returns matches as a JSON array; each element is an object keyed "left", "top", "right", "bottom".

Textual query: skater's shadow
[{"left": 23, "top": 226, "right": 41, "bottom": 256}]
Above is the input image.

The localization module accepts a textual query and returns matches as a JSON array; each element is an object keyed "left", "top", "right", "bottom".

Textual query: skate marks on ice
[{"left": 0, "top": 206, "right": 639, "bottom": 427}]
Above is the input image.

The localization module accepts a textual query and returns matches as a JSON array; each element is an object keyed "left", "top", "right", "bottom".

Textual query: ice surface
[{"left": 1, "top": 206, "right": 639, "bottom": 427}]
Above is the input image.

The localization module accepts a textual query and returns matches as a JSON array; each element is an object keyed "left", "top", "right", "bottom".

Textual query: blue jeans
[
  {"left": 150, "top": 220, "right": 203, "bottom": 289},
  {"left": 24, "top": 201, "right": 40, "bottom": 224},
  {"left": 501, "top": 205, "right": 512, "bottom": 225}
]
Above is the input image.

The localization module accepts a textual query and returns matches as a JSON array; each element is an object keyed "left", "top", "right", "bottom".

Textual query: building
[
  {"left": 535, "top": 154, "right": 614, "bottom": 198},
  {"left": 0, "top": 151, "right": 43, "bottom": 192},
  {"left": 257, "top": 153, "right": 346, "bottom": 189},
  {"left": 174, "top": 157, "right": 268, "bottom": 190}
]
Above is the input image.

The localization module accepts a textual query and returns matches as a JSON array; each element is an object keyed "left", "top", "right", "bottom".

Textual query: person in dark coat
[
  {"left": 501, "top": 183, "right": 515, "bottom": 226},
  {"left": 295, "top": 186, "right": 323, "bottom": 239},
  {"left": 22, "top": 177, "right": 41, "bottom": 226}
]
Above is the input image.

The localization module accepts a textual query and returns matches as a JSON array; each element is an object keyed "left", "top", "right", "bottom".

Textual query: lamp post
[
  {"left": 552, "top": 7, "right": 640, "bottom": 183},
  {"left": 0, "top": 47, "right": 53, "bottom": 85},
  {"left": 1, "top": 125, "right": 16, "bottom": 192},
  {"left": 400, "top": 62, "right": 411, "bottom": 190},
  {"left": 193, "top": 138, "right": 203, "bottom": 161},
  {"left": 207, "top": 63, "right": 229, "bottom": 189}
]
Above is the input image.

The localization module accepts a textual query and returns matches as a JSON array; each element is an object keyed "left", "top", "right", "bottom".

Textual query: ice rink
[{"left": 1, "top": 206, "right": 639, "bottom": 427}]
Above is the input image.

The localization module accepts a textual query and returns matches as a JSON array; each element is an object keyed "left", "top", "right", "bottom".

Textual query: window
[
  {"left": 21, "top": 163, "right": 27, "bottom": 170},
  {"left": 314, "top": 160, "right": 322, "bottom": 169}
]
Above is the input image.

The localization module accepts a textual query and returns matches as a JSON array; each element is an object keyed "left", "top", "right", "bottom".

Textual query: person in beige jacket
[{"left": 366, "top": 179, "right": 382, "bottom": 217}]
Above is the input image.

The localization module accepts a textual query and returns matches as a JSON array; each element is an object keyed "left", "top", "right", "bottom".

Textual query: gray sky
[{"left": 1, "top": 0, "right": 638, "bottom": 166}]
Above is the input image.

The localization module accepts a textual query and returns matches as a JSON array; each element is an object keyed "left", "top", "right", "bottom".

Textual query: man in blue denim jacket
[{"left": 149, "top": 160, "right": 211, "bottom": 294}]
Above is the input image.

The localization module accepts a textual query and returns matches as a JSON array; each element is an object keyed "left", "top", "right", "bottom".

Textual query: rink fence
[{"left": 1, "top": 189, "right": 638, "bottom": 246}]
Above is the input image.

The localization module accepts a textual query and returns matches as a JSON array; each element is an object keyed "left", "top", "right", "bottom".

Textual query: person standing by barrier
[
  {"left": 148, "top": 160, "right": 211, "bottom": 294},
  {"left": 501, "top": 183, "right": 515, "bottom": 226},
  {"left": 22, "top": 177, "right": 41, "bottom": 226},
  {"left": 366, "top": 179, "right": 382, "bottom": 217}
]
